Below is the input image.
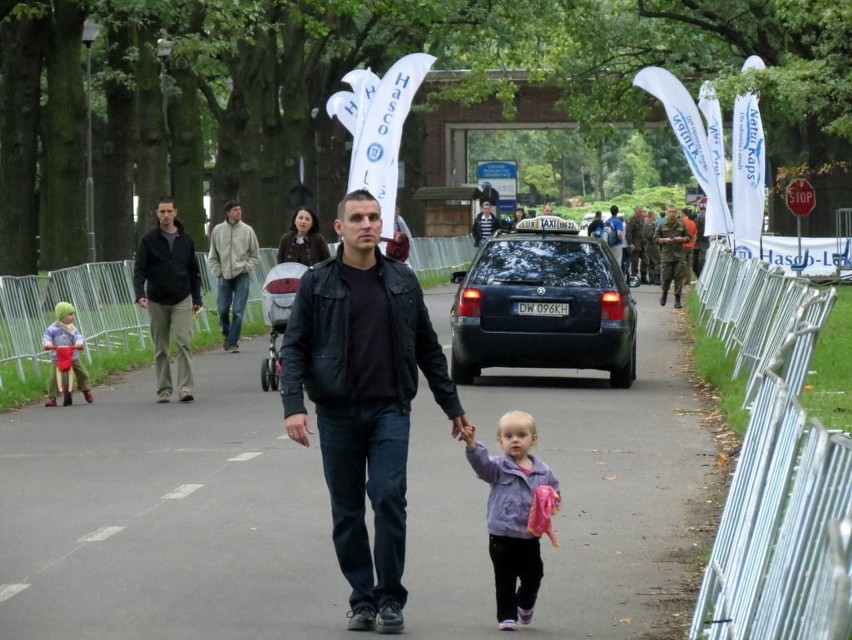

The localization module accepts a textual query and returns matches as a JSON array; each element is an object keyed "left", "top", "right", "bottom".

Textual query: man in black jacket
[
  {"left": 133, "top": 197, "right": 202, "bottom": 403},
  {"left": 281, "top": 189, "right": 472, "bottom": 634}
]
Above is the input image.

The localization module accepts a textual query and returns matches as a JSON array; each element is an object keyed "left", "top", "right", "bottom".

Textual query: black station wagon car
[{"left": 450, "top": 216, "right": 638, "bottom": 387}]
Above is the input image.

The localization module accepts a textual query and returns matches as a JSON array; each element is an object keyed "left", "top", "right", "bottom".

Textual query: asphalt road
[{"left": 0, "top": 283, "right": 715, "bottom": 640}]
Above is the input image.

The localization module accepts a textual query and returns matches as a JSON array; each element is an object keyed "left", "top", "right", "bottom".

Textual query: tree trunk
[
  {"left": 0, "top": 17, "right": 44, "bottom": 275},
  {"left": 595, "top": 143, "right": 606, "bottom": 201},
  {"left": 133, "top": 28, "right": 169, "bottom": 237},
  {"left": 208, "top": 74, "right": 245, "bottom": 228},
  {"left": 99, "top": 22, "right": 137, "bottom": 261},
  {"left": 279, "top": 85, "right": 321, "bottom": 231},
  {"left": 169, "top": 60, "right": 206, "bottom": 245},
  {"left": 237, "top": 32, "right": 287, "bottom": 247},
  {"left": 40, "top": 0, "right": 87, "bottom": 271}
]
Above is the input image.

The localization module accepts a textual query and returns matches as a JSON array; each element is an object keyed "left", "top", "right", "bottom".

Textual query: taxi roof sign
[{"left": 514, "top": 215, "right": 579, "bottom": 234}]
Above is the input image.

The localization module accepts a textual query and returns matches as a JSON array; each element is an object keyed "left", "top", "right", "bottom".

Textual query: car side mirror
[
  {"left": 451, "top": 271, "right": 467, "bottom": 284},
  {"left": 627, "top": 275, "right": 641, "bottom": 288}
]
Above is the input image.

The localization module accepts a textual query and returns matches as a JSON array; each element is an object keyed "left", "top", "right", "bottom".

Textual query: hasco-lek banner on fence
[
  {"left": 732, "top": 56, "right": 767, "bottom": 247},
  {"left": 633, "top": 67, "right": 734, "bottom": 239},
  {"left": 734, "top": 236, "right": 843, "bottom": 277}
]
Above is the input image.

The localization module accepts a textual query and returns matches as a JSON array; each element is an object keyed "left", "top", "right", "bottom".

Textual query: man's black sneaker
[
  {"left": 377, "top": 601, "right": 404, "bottom": 634},
  {"left": 346, "top": 607, "right": 376, "bottom": 632}
]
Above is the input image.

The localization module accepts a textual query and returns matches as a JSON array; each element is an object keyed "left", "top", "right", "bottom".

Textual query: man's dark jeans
[
  {"left": 216, "top": 272, "right": 250, "bottom": 348},
  {"left": 317, "top": 402, "right": 410, "bottom": 610}
]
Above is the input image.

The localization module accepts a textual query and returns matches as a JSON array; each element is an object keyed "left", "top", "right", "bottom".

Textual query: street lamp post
[{"left": 82, "top": 20, "right": 101, "bottom": 263}]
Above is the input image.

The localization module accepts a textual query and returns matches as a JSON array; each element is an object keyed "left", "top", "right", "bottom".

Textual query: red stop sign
[{"left": 786, "top": 179, "right": 816, "bottom": 217}]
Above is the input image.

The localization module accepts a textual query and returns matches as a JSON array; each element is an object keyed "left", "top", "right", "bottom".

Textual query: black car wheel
[
  {"left": 451, "top": 351, "right": 476, "bottom": 385},
  {"left": 610, "top": 339, "right": 635, "bottom": 389},
  {"left": 261, "top": 359, "right": 270, "bottom": 392}
]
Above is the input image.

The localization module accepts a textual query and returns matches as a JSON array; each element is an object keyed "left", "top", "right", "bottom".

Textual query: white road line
[
  {"left": 226, "top": 452, "right": 262, "bottom": 462},
  {"left": 161, "top": 484, "right": 203, "bottom": 500},
  {"left": 78, "top": 526, "right": 126, "bottom": 542},
  {"left": 0, "top": 584, "right": 30, "bottom": 604},
  {"left": 278, "top": 435, "right": 290, "bottom": 440}
]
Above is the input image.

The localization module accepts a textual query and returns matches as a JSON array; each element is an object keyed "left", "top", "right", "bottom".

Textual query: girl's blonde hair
[{"left": 497, "top": 410, "right": 538, "bottom": 439}]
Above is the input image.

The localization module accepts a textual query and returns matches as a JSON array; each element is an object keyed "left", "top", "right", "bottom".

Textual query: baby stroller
[{"left": 260, "top": 262, "right": 308, "bottom": 391}]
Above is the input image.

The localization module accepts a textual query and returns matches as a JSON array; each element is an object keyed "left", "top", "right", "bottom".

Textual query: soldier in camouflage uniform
[
  {"left": 641, "top": 210, "right": 660, "bottom": 285},
  {"left": 626, "top": 206, "right": 646, "bottom": 279},
  {"left": 653, "top": 205, "right": 689, "bottom": 308}
]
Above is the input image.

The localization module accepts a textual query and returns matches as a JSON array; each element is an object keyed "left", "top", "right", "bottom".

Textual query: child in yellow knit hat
[{"left": 41, "top": 302, "right": 93, "bottom": 406}]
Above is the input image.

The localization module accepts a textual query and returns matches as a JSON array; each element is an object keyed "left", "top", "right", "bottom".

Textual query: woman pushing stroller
[{"left": 276, "top": 207, "right": 330, "bottom": 267}]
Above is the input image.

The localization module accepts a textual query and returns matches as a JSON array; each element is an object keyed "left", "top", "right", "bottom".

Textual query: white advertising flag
[
  {"left": 731, "top": 56, "right": 767, "bottom": 245},
  {"left": 349, "top": 53, "right": 436, "bottom": 231},
  {"left": 633, "top": 67, "right": 733, "bottom": 239},
  {"left": 342, "top": 68, "right": 381, "bottom": 161},
  {"left": 326, "top": 91, "right": 358, "bottom": 136},
  {"left": 697, "top": 82, "right": 732, "bottom": 237}
]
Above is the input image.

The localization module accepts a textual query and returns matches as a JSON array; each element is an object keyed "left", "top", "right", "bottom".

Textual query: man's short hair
[
  {"left": 337, "top": 189, "right": 378, "bottom": 219},
  {"left": 224, "top": 200, "right": 241, "bottom": 213},
  {"left": 610, "top": 205, "right": 619, "bottom": 215}
]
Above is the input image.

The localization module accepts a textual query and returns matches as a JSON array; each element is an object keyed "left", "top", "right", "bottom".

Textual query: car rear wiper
[{"left": 494, "top": 278, "right": 545, "bottom": 285}]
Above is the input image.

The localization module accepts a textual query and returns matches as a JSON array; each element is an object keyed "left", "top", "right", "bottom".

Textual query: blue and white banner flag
[
  {"left": 326, "top": 91, "right": 358, "bottom": 136},
  {"left": 697, "top": 82, "right": 733, "bottom": 237},
  {"left": 342, "top": 68, "right": 380, "bottom": 165},
  {"left": 348, "top": 53, "right": 436, "bottom": 231},
  {"left": 732, "top": 56, "right": 766, "bottom": 246},
  {"left": 633, "top": 67, "right": 733, "bottom": 239}
]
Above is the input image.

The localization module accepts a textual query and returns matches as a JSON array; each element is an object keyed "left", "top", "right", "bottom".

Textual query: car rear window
[{"left": 469, "top": 239, "right": 615, "bottom": 288}]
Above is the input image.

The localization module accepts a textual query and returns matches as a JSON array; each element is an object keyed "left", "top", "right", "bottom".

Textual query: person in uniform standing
[
  {"left": 626, "top": 206, "right": 645, "bottom": 280},
  {"left": 641, "top": 210, "right": 661, "bottom": 285},
  {"left": 654, "top": 205, "right": 688, "bottom": 309}
]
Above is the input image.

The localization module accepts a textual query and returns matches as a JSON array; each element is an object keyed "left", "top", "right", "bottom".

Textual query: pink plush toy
[{"left": 528, "top": 485, "right": 561, "bottom": 547}]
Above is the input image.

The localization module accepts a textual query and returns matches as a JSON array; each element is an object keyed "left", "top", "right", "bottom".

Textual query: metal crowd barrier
[
  {"left": 694, "top": 244, "right": 836, "bottom": 408},
  {"left": 0, "top": 236, "right": 476, "bottom": 388},
  {"left": 690, "top": 244, "right": 851, "bottom": 639},
  {"left": 690, "top": 398, "right": 852, "bottom": 639}
]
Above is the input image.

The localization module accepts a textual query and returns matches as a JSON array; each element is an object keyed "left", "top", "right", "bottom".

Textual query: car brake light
[
  {"left": 600, "top": 291, "right": 625, "bottom": 321},
  {"left": 457, "top": 288, "right": 482, "bottom": 317}
]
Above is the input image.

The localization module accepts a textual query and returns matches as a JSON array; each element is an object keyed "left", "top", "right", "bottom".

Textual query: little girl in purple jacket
[{"left": 460, "top": 410, "right": 561, "bottom": 631}]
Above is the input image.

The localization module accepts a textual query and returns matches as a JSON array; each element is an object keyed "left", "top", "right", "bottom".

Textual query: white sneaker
[{"left": 518, "top": 607, "right": 534, "bottom": 625}]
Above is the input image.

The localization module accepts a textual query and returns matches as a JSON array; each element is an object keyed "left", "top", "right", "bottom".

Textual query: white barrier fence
[
  {"left": 690, "top": 243, "right": 852, "bottom": 640},
  {"left": 0, "top": 237, "right": 476, "bottom": 388}
]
